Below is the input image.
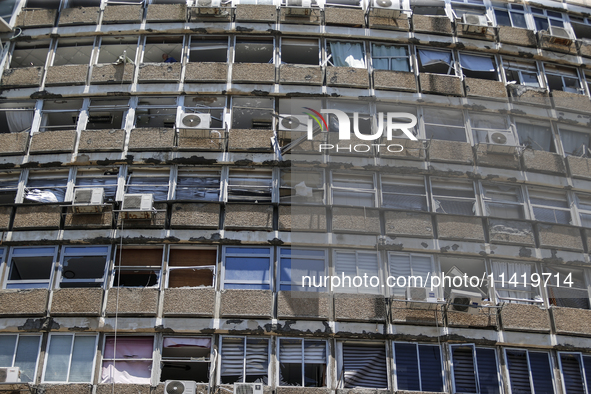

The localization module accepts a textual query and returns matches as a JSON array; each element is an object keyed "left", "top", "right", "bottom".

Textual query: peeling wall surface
[{"left": 2, "top": 0, "right": 591, "bottom": 392}]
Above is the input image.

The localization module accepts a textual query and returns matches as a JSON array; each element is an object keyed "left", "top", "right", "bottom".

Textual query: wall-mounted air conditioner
[
  {"left": 234, "top": 383, "right": 264, "bottom": 394},
  {"left": 449, "top": 289, "right": 481, "bottom": 314},
  {"left": 0, "top": 367, "right": 20, "bottom": 383},
  {"left": 462, "top": 14, "right": 487, "bottom": 26},
  {"left": 193, "top": 0, "right": 222, "bottom": 16},
  {"left": 179, "top": 113, "right": 212, "bottom": 129},
  {"left": 285, "top": 0, "right": 313, "bottom": 16},
  {"left": 198, "top": 0, "right": 221, "bottom": 6},
  {"left": 72, "top": 188, "right": 105, "bottom": 214},
  {"left": 372, "top": 0, "right": 401, "bottom": 16},
  {"left": 121, "top": 193, "right": 154, "bottom": 220},
  {"left": 164, "top": 380, "right": 197, "bottom": 394},
  {"left": 486, "top": 131, "right": 517, "bottom": 154},
  {"left": 406, "top": 286, "right": 438, "bottom": 310},
  {"left": 278, "top": 115, "right": 309, "bottom": 132}
]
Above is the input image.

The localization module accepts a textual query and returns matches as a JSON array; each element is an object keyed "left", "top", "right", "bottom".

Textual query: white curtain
[
  {"left": 560, "top": 129, "right": 590, "bottom": 156},
  {"left": 418, "top": 49, "right": 451, "bottom": 66},
  {"left": 492, "top": 261, "right": 532, "bottom": 301},
  {"left": 329, "top": 42, "right": 365, "bottom": 68},
  {"left": 6, "top": 110, "right": 34, "bottom": 133},
  {"left": 372, "top": 45, "right": 409, "bottom": 72},
  {"left": 459, "top": 54, "right": 495, "bottom": 71},
  {"left": 516, "top": 122, "right": 552, "bottom": 151}
]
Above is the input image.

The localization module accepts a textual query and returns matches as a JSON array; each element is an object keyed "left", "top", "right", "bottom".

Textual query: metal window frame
[
  {"left": 165, "top": 245, "right": 218, "bottom": 289},
  {"left": 420, "top": 105, "right": 467, "bottom": 141},
  {"left": 449, "top": 344, "right": 502, "bottom": 394},
  {"left": 100, "top": 334, "right": 156, "bottom": 384},
  {"left": 221, "top": 245, "right": 273, "bottom": 289},
  {"left": 332, "top": 249, "right": 383, "bottom": 295},
  {"left": 95, "top": 35, "right": 141, "bottom": 65},
  {"left": 575, "top": 191, "right": 591, "bottom": 228},
  {"left": 557, "top": 351, "right": 591, "bottom": 394},
  {"left": 3, "top": 246, "right": 59, "bottom": 289},
  {"left": 74, "top": 166, "right": 121, "bottom": 199},
  {"left": 415, "top": 46, "right": 458, "bottom": 76},
  {"left": 429, "top": 177, "right": 478, "bottom": 216},
  {"left": 50, "top": 36, "right": 97, "bottom": 67},
  {"left": 336, "top": 339, "right": 390, "bottom": 390},
  {"left": 530, "top": 6, "right": 573, "bottom": 37},
  {"left": 499, "top": 57, "right": 542, "bottom": 87},
  {"left": 279, "top": 37, "right": 322, "bottom": 66},
  {"left": 217, "top": 335, "right": 271, "bottom": 384},
  {"left": 173, "top": 166, "right": 223, "bottom": 202},
  {"left": 276, "top": 337, "right": 329, "bottom": 387},
  {"left": 379, "top": 173, "right": 428, "bottom": 211},
  {"left": 543, "top": 264, "right": 591, "bottom": 309},
  {"left": 369, "top": 43, "right": 412, "bottom": 72},
  {"left": 492, "top": 2, "right": 529, "bottom": 29},
  {"left": 0, "top": 169, "right": 22, "bottom": 204},
  {"left": 181, "top": 95, "right": 227, "bottom": 130},
  {"left": 229, "top": 96, "right": 276, "bottom": 131},
  {"left": 41, "top": 333, "right": 99, "bottom": 383},
  {"left": 324, "top": 40, "right": 368, "bottom": 68},
  {"left": 278, "top": 247, "right": 328, "bottom": 291},
  {"left": 490, "top": 259, "right": 541, "bottom": 304},
  {"left": 111, "top": 245, "right": 165, "bottom": 288},
  {"left": 457, "top": 51, "right": 500, "bottom": 81},
  {"left": 392, "top": 341, "right": 445, "bottom": 392},
  {"left": 187, "top": 35, "right": 230, "bottom": 63},
  {"left": 542, "top": 63, "right": 583, "bottom": 94},
  {"left": 479, "top": 181, "right": 527, "bottom": 220},
  {"left": 386, "top": 252, "right": 436, "bottom": 298},
  {"left": 0, "top": 333, "right": 42, "bottom": 383},
  {"left": 160, "top": 335, "right": 214, "bottom": 383},
  {"left": 504, "top": 348, "right": 556, "bottom": 394},
  {"left": 140, "top": 34, "right": 186, "bottom": 64},
  {"left": 526, "top": 186, "right": 573, "bottom": 225},
  {"left": 124, "top": 166, "right": 173, "bottom": 201},
  {"left": 468, "top": 111, "right": 514, "bottom": 145},
  {"left": 57, "top": 245, "right": 111, "bottom": 289},
  {"left": 38, "top": 99, "right": 85, "bottom": 133},
  {"left": 233, "top": 36, "right": 276, "bottom": 64},
  {"left": 330, "top": 170, "right": 377, "bottom": 207},
  {"left": 279, "top": 168, "right": 326, "bottom": 205}
]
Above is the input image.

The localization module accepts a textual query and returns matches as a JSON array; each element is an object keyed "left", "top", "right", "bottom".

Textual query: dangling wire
[{"left": 112, "top": 213, "right": 124, "bottom": 394}]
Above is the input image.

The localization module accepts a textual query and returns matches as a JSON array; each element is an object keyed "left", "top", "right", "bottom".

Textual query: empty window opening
[
  {"left": 6, "top": 247, "right": 56, "bottom": 289},
  {"left": 279, "top": 169, "right": 325, "bottom": 204},
  {"left": 231, "top": 97, "right": 274, "bottom": 130},
  {"left": 545, "top": 64, "right": 582, "bottom": 93},
  {"left": 340, "top": 342, "right": 387, "bottom": 388},
  {"left": 372, "top": 44, "right": 410, "bottom": 72},
  {"left": 143, "top": 36, "right": 183, "bottom": 63},
  {"left": 492, "top": 261, "right": 539, "bottom": 303},
  {"left": 470, "top": 113, "right": 513, "bottom": 145},
  {"left": 332, "top": 172, "right": 375, "bottom": 207},
  {"left": 52, "top": 38, "right": 94, "bottom": 66},
  {"left": 86, "top": 98, "right": 129, "bottom": 130},
  {"left": 113, "top": 247, "right": 163, "bottom": 287},
  {"left": 0, "top": 171, "right": 20, "bottom": 204},
  {"left": 25, "top": 0, "right": 61, "bottom": 9},
  {"left": 418, "top": 49, "right": 455, "bottom": 75},
  {"left": 75, "top": 168, "right": 119, "bottom": 202},
  {"left": 183, "top": 96, "right": 225, "bottom": 129},
  {"left": 493, "top": 2, "right": 527, "bottom": 28},
  {"left": 281, "top": 39, "right": 319, "bottom": 65},
  {"left": 101, "top": 336, "right": 154, "bottom": 384},
  {"left": 222, "top": 247, "right": 272, "bottom": 290},
  {"left": 235, "top": 38, "right": 274, "bottom": 63},
  {"left": 459, "top": 53, "right": 497, "bottom": 80},
  {"left": 67, "top": 0, "right": 102, "bottom": 7},
  {"left": 43, "top": 334, "right": 97, "bottom": 383},
  {"left": 423, "top": 107, "right": 467, "bottom": 142},
  {"left": 161, "top": 337, "right": 211, "bottom": 383},
  {"left": 39, "top": 99, "right": 83, "bottom": 132},
  {"left": 0, "top": 335, "right": 41, "bottom": 383},
  {"left": 576, "top": 193, "right": 591, "bottom": 228},
  {"left": 220, "top": 337, "right": 269, "bottom": 384},
  {"left": 125, "top": 168, "right": 170, "bottom": 201},
  {"left": 394, "top": 343, "right": 444, "bottom": 392},
  {"left": 450, "top": 345, "right": 500, "bottom": 394},
  {"left": 503, "top": 59, "right": 540, "bottom": 87},
  {"left": 25, "top": 169, "right": 69, "bottom": 203},
  {"left": 59, "top": 246, "right": 109, "bottom": 288},
  {"left": 516, "top": 120, "right": 555, "bottom": 152},
  {"left": 569, "top": 16, "right": 591, "bottom": 40},
  {"left": 0, "top": 100, "right": 36, "bottom": 134},
  {"left": 167, "top": 248, "right": 216, "bottom": 288},
  {"left": 10, "top": 40, "right": 51, "bottom": 68},
  {"left": 105, "top": 0, "right": 144, "bottom": 4},
  {"left": 189, "top": 37, "right": 228, "bottom": 63},
  {"left": 506, "top": 350, "right": 554, "bottom": 394},
  {"left": 279, "top": 339, "right": 326, "bottom": 387},
  {"left": 439, "top": 257, "right": 488, "bottom": 300},
  {"left": 176, "top": 168, "right": 220, "bottom": 201},
  {"left": 431, "top": 178, "right": 476, "bottom": 216},
  {"left": 481, "top": 183, "right": 525, "bottom": 219},
  {"left": 388, "top": 253, "right": 434, "bottom": 298},
  {"left": 545, "top": 266, "right": 590, "bottom": 309},
  {"left": 135, "top": 96, "right": 177, "bottom": 128},
  {"left": 560, "top": 127, "right": 591, "bottom": 157},
  {"left": 279, "top": 248, "right": 327, "bottom": 292},
  {"left": 97, "top": 37, "right": 139, "bottom": 65},
  {"left": 327, "top": 42, "right": 365, "bottom": 68},
  {"left": 334, "top": 250, "right": 380, "bottom": 294},
  {"left": 381, "top": 175, "right": 427, "bottom": 211},
  {"left": 528, "top": 187, "right": 571, "bottom": 225}
]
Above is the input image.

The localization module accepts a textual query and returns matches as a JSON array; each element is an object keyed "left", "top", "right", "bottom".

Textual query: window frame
[
  {"left": 0, "top": 170, "right": 22, "bottom": 205},
  {"left": 557, "top": 351, "right": 591, "bottom": 394},
  {"left": 491, "top": 260, "right": 541, "bottom": 304},
  {"left": 325, "top": 40, "right": 367, "bottom": 69},
  {"left": 188, "top": 35, "right": 230, "bottom": 63},
  {"left": 480, "top": 182, "right": 527, "bottom": 220},
  {"left": 504, "top": 348, "right": 556, "bottom": 394},
  {"left": 492, "top": 2, "right": 529, "bottom": 29},
  {"left": 575, "top": 192, "right": 591, "bottom": 228},
  {"left": 280, "top": 37, "right": 321, "bottom": 66},
  {"left": 530, "top": 7, "right": 572, "bottom": 38},
  {"left": 74, "top": 166, "right": 121, "bottom": 203},
  {"left": 57, "top": 245, "right": 111, "bottom": 289},
  {"left": 370, "top": 43, "right": 412, "bottom": 72},
  {"left": 160, "top": 335, "right": 213, "bottom": 384},
  {"left": 3, "top": 246, "right": 58, "bottom": 289},
  {"left": 95, "top": 36, "right": 141, "bottom": 66},
  {"left": 449, "top": 344, "right": 502, "bottom": 394},
  {"left": 387, "top": 252, "right": 436, "bottom": 298},
  {"left": 543, "top": 265, "right": 591, "bottom": 310},
  {"left": 416, "top": 47, "right": 457, "bottom": 76},
  {"left": 165, "top": 246, "right": 217, "bottom": 289},
  {"left": 543, "top": 63, "right": 583, "bottom": 94},
  {"left": 174, "top": 167, "right": 222, "bottom": 202},
  {"left": 141, "top": 35, "right": 185, "bottom": 64},
  {"left": 380, "top": 174, "right": 428, "bottom": 212},
  {"left": 218, "top": 335, "right": 271, "bottom": 384},
  {"left": 221, "top": 246, "right": 273, "bottom": 290},
  {"left": 332, "top": 249, "right": 382, "bottom": 295},
  {"left": 100, "top": 335, "right": 156, "bottom": 385},
  {"left": 430, "top": 177, "right": 478, "bottom": 216},
  {"left": 392, "top": 341, "right": 445, "bottom": 392},
  {"left": 50, "top": 37, "right": 96, "bottom": 67},
  {"left": 41, "top": 333, "right": 99, "bottom": 383},
  {"left": 337, "top": 340, "right": 389, "bottom": 389},
  {"left": 38, "top": 99, "right": 84, "bottom": 133},
  {"left": 0, "top": 333, "right": 42, "bottom": 383},
  {"left": 526, "top": 186, "right": 573, "bottom": 225},
  {"left": 24, "top": 168, "right": 72, "bottom": 204},
  {"left": 276, "top": 337, "right": 328, "bottom": 387},
  {"left": 233, "top": 36, "right": 276, "bottom": 64},
  {"left": 124, "top": 167, "right": 172, "bottom": 202},
  {"left": 501, "top": 57, "right": 542, "bottom": 87},
  {"left": 457, "top": 52, "right": 499, "bottom": 81},
  {"left": 421, "top": 106, "right": 467, "bottom": 142},
  {"left": 279, "top": 168, "right": 325, "bottom": 205},
  {"left": 330, "top": 171, "right": 377, "bottom": 208},
  {"left": 278, "top": 247, "right": 328, "bottom": 292},
  {"left": 111, "top": 245, "right": 164, "bottom": 289}
]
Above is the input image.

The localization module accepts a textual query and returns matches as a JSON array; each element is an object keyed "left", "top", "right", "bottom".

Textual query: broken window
[
  {"left": 75, "top": 167, "right": 119, "bottom": 202},
  {"left": 59, "top": 246, "right": 109, "bottom": 288},
  {"left": 279, "top": 339, "right": 326, "bottom": 387},
  {"left": 25, "top": 0, "right": 61, "bottom": 8},
  {"left": 505, "top": 350, "right": 554, "bottom": 394},
  {"left": 142, "top": 36, "right": 183, "bottom": 63},
  {"left": 493, "top": 2, "right": 527, "bottom": 28},
  {"left": 569, "top": 15, "right": 591, "bottom": 40},
  {"left": 459, "top": 53, "right": 497, "bottom": 80},
  {"left": 0, "top": 100, "right": 35, "bottom": 134},
  {"left": 327, "top": 41, "right": 366, "bottom": 68},
  {"left": 10, "top": 40, "right": 51, "bottom": 68},
  {"left": 450, "top": 345, "right": 500, "bottom": 394},
  {"left": 417, "top": 48, "right": 455, "bottom": 75},
  {"left": 222, "top": 247, "right": 272, "bottom": 290},
  {"left": 125, "top": 168, "right": 170, "bottom": 201},
  {"left": 575, "top": 193, "right": 591, "bottom": 228},
  {"left": 515, "top": 120, "right": 555, "bottom": 152},
  {"left": 544, "top": 64, "right": 582, "bottom": 94},
  {"left": 5, "top": 246, "right": 57, "bottom": 289},
  {"left": 280, "top": 169, "right": 325, "bottom": 204},
  {"left": 279, "top": 248, "right": 327, "bottom": 291},
  {"left": 135, "top": 96, "right": 177, "bottom": 128},
  {"left": 331, "top": 172, "right": 376, "bottom": 207},
  {"left": 175, "top": 168, "right": 220, "bottom": 201},
  {"left": 559, "top": 126, "right": 591, "bottom": 157},
  {"left": 235, "top": 38, "right": 274, "bottom": 63},
  {"left": 25, "top": 169, "right": 70, "bottom": 203},
  {"left": 189, "top": 36, "right": 228, "bottom": 63},
  {"left": 381, "top": 175, "right": 427, "bottom": 211},
  {"left": 101, "top": 336, "right": 154, "bottom": 384},
  {"left": 334, "top": 250, "right": 380, "bottom": 294},
  {"left": 160, "top": 337, "right": 211, "bottom": 383},
  {"left": 502, "top": 59, "right": 540, "bottom": 87},
  {"left": 220, "top": 337, "right": 269, "bottom": 384},
  {"left": 559, "top": 352, "right": 591, "bottom": 394},
  {"left": 86, "top": 98, "right": 129, "bottom": 130},
  {"left": 43, "top": 334, "right": 98, "bottom": 383},
  {"left": 52, "top": 38, "right": 94, "bottom": 66},
  {"left": 339, "top": 342, "right": 387, "bottom": 388},
  {"left": 167, "top": 248, "right": 216, "bottom": 288},
  {"left": 481, "top": 183, "right": 526, "bottom": 219},
  {"left": 531, "top": 7, "right": 571, "bottom": 38},
  {"left": 67, "top": 0, "right": 102, "bottom": 7},
  {"left": 451, "top": 0, "right": 487, "bottom": 20},
  {"left": 388, "top": 253, "right": 434, "bottom": 298},
  {"left": 440, "top": 256, "right": 488, "bottom": 300},
  {"left": 394, "top": 343, "right": 444, "bottom": 392},
  {"left": 39, "top": 99, "right": 83, "bottom": 132},
  {"left": 431, "top": 178, "right": 476, "bottom": 216},
  {"left": 97, "top": 37, "right": 139, "bottom": 65},
  {"left": 183, "top": 96, "right": 225, "bottom": 129},
  {"left": 372, "top": 44, "right": 410, "bottom": 72},
  {"left": 112, "top": 247, "right": 163, "bottom": 288},
  {"left": 423, "top": 107, "right": 467, "bottom": 142},
  {"left": 281, "top": 38, "right": 319, "bottom": 65},
  {"left": 492, "top": 260, "right": 539, "bottom": 303},
  {"left": 231, "top": 97, "right": 274, "bottom": 130},
  {"left": 544, "top": 266, "right": 590, "bottom": 309},
  {"left": 469, "top": 112, "right": 513, "bottom": 145},
  {"left": 227, "top": 169, "right": 272, "bottom": 202},
  {"left": 0, "top": 334, "right": 41, "bottom": 383},
  {"left": 0, "top": 171, "right": 20, "bottom": 204},
  {"left": 528, "top": 187, "right": 572, "bottom": 225}
]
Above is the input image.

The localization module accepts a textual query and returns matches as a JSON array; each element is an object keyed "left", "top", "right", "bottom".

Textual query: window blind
[
  {"left": 342, "top": 344, "right": 388, "bottom": 388},
  {"left": 560, "top": 354, "right": 585, "bottom": 394}
]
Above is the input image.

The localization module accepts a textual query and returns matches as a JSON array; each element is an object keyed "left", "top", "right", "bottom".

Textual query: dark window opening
[
  {"left": 161, "top": 337, "right": 211, "bottom": 383},
  {"left": 60, "top": 246, "right": 109, "bottom": 288},
  {"left": 113, "top": 247, "right": 162, "bottom": 288},
  {"left": 235, "top": 38, "right": 274, "bottom": 63},
  {"left": 143, "top": 36, "right": 183, "bottom": 63},
  {"left": 281, "top": 39, "right": 318, "bottom": 65},
  {"left": 25, "top": 0, "right": 61, "bottom": 9},
  {"left": 418, "top": 49, "right": 454, "bottom": 75},
  {"left": 68, "top": 0, "right": 102, "bottom": 7},
  {"left": 168, "top": 249, "right": 216, "bottom": 288},
  {"left": 10, "top": 40, "right": 51, "bottom": 68},
  {"left": 189, "top": 37, "right": 228, "bottom": 63},
  {"left": 97, "top": 37, "right": 138, "bottom": 64},
  {"left": 231, "top": 97, "right": 273, "bottom": 130},
  {"left": 53, "top": 38, "right": 94, "bottom": 66}
]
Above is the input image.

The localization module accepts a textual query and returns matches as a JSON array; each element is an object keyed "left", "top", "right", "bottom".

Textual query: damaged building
[{"left": 1, "top": 0, "right": 591, "bottom": 393}]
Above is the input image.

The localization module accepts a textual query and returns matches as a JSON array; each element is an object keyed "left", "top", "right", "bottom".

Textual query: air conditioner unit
[
  {"left": 198, "top": 0, "right": 221, "bottom": 6},
  {"left": 121, "top": 193, "right": 154, "bottom": 220},
  {"left": 486, "top": 131, "right": 517, "bottom": 154},
  {"left": 0, "top": 367, "right": 20, "bottom": 383},
  {"left": 449, "top": 289, "right": 481, "bottom": 314},
  {"left": 72, "top": 188, "right": 105, "bottom": 214},
  {"left": 164, "top": 380, "right": 197, "bottom": 394},
  {"left": 285, "top": 0, "right": 313, "bottom": 16},
  {"left": 234, "top": 383, "right": 264, "bottom": 394},
  {"left": 406, "top": 286, "right": 438, "bottom": 310},
  {"left": 279, "top": 115, "right": 309, "bottom": 132},
  {"left": 193, "top": 0, "right": 222, "bottom": 16},
  {"left": 179, "top": 113, "right": 211, "bottom": 130},
  {"left": 372, "top": 0, "right": 401, "bottom": 17},
  {"left": 462, "top": 13, "right": 487, "bottom": 26},
  {"left": 548, "top": 34, "right": 573, "bottom": 46}
]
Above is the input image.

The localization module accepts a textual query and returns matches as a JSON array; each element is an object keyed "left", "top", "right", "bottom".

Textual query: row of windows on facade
[
  {"left": 2, "top": 332, "right": 591, "bottom": 394},
  {"left": 10, "top": 0, "right": 591, "bottom": 44},
  {"left": 1, "top": 245, "right": 590, "bottom": 309},
  {"left": 1, "top": 166, "right": 591, "bottom": 227},
  {"left": 7, "top": 35, "right": 590, "bottom": 94},
  {"left": 1, "top": 96, "right": 589, "bottom": 153}
]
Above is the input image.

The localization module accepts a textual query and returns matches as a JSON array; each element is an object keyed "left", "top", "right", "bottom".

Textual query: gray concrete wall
[
  {"left": 508, "top": 87, "right": 551, "bottom": 106},
  {"left": 475, "top": 145, "right": 520, "bottom": 170},
  {"left": 277, "top": 291, "right": 330, "bottom": 320},
  {"left": 498, "top": 26, "right": 537, "bottom": 46},
  {"left": 105, "top": 288, "right": 159, "bottom": 316},
  {"left": 138, "top": 63, "right": 182, "bottom": 83},
  {"left": 189, "top": 7, "right": 233, "bottom": 22},
  {"left": 0, "top": 132, "right": 29, "bottom": 155},
  {"left": 380, "top": 138, "right": 425, "bottom": 159},
  {"left": 13, "top": 205, "right": 62, "bottom": 229},
  {"left": 185, "top": 62, "right": 228, "bottom": 83},
  {"left": 45, "top": 65, "right": 89, "bottom": 86},
  {"left": 464, "top": 78, "right": 508, "bottom": 99},
  {"left": 96, "top": 384, "right": 150, "bottom": 394},
  {"left": 225, "top": 204, "right": 273, "bottom": 230},
  {"left": 178, "top": 129, "right": 224, "bottom": 151},
  {"left": 228, "top": 129, "right": 274, "bottom": 152},
  {"left": 500, "top": 303, "right": 551, "bottom": 332},
  {"left": 220, "top": 289, "right": 273, "bottom": 317},
  {"left": 373, "top": 70, "right": 417, "bottom": 91},
  {"left": 326, "top": 67, "right": 369, "bottom": 88},
  {"left": 279, "top": 65, "right": 323, "bottom": 85},
  {"left": 456, "top": 24, "right": 495, "bottom": 41},
  {"left": 551, "top": 307, "right": 591, "bottom": 336},
  {"left": 384, "top": 211, "right": 433, "bottom": 238},
  {"left": 50, "top": 288, "right": 104, "bottom": 316},
  {"left": 488, "top": 219, "right": 536, "bottom": 246},
  {"left": 102, "top": 4, "right": 143, "bottom": 24},
  {"left": 521, "top": 149, "right": 566, "bottom": 175},
  {"left": 278, "top": 205, "right": 327, "bottom": 232},
  {"left": 64, "top": 207, "right": 113, "bottom": 229},
  {"left": 38, "top": 384, "right": 92, "bottom": 394},
  {"left": 334, "top": 293, "right": 386, "bottom": 322},
  {"left": 170, "top": 203, "right": 220, "bottom": 228},
  {"left": 567, "top": 156, "right": 591, "bottom": 180},
  {"left": 91, "top": 64, "right": 134, "bottom": 84},
  {"left": 146, "top": 3, "right": 186, "bottom": 22},
  {"left": 391, "top": 301, "right": 443, "bottom": 325},
  {"left": 419, "top": 74, "right": 463, "bottom": 96},
  {"left": 232, "top": 63, "right": 275, "bottom": 84},
  {"left": 235, "top": 4, "right": 277, "bottom": 22},
  {"left": 16, "top": 8, "right": 56, "bottom": 27},
  {"left": 428, "top": 140, "right": 473, "bottom": 164},
  {"left": 0, "top": 289, "right": 48, "bottom": 316},
  {"left": 368, "top": 11, "right": 409, "bottom": 30},
  {"left": 58, "top": 6, "right": 100, "bottom": 25},
  {"left": 436, "top": 215, "right": 485, "bottom": 241},
  {"left": 163, "top": 288, "right": 215, "bottom": 316},
  {"left": 78, "top": 129, "right": 125, "bottom": 152},
  {"left": 552, "top": 91, "right": 591, "bottom": 112},
  {"left": 324, "top": 7, "right": 365, "bottom": 27},
  {"left": 1, "top": 67, "right": 43, "bottom": 87},
  {"left": 447, "top": 303, "right": 498, "bottom": 328},
  {"left": 279, "top": 8, "right": 321, "bottom": 24},
  {"left": 537, "top": 223, "right": 584, "bottom": 251},
  {"left": 412, "top": 14, "right": 452, "bottom": 34},
  {"left": 332, "top": 207, "right": 380, "bottom": 234},
  {"left": 538, "top": 31, "right": 577, "bottom": 54},
  {"left": 29, "top": 130, "right": 77, "bottom": 154},
  {"left": 128, "top": 128, "right": 175, "bottom": 151},
  {"left": 0, "top": 206, "right": 11, "bottom": 230}
]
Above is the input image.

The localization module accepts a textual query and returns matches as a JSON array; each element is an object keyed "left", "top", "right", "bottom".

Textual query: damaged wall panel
[
  {"left": 428, "top": 140, "right": 473, "bottom": 164},
  {"left": 464, "top": 78, "right": 508, "bottom": 99},
  {"left": 500, "top": 303, "right": 551, "bottom": 332},
  {"left": 78, "top": 129, "right": 125, "bottom": 152},
  {"left": 105, "top": 288, "right": 159, "bottom": 316},
  {"left": 146, "top": 3, "right": 187, "bottom": 22},
  {"left": 232, "top": 63, "right": 275, "bottom": 84},
  {"left": 488, "top": 218, "right": 536, "bottom": 246},
  {"left": 13, "top": 205, "right": 62, "bottom": 229},
  {"left": 332, "top": 207, "right": 380, "bottom": 234},
  {"left": 170, "top": 203, "right": 220, "bottom": 229},
  {"left": 58, "top": 6, "right": 100, "bottom": 25},
  {"left": 521, "top": 149, "right": 566, "bottom": 175},
  {"left": 384, "top": 211, "right": 433, "bottom": 238},
  {"left": 224, "top": 204, "right": 273, "bottom": 230},
  {"left": 373, "top": 70, "right": 417, "bottom": 91},
  {"left": 138, "top": 63, "right": 182, "bottom": 83},
  {"left": 436, "top": 215, "right": 485, "bottom": 242},
  {"left": 277, "top": 292, "right": 331, "bottom": 320},
  {"left": 279, "top": 65, "right": 323, "bottom": 85},
  {"left": 185, "top": 63, "right": 228, "bottom": 83},
  {"left": 29, "top": 130, "right": 77, "bottom": 154},
  {"left": 475, "top": 145, "right": 521, "bottom": 170},
  {"left": 45, "top": 64, "right": 89, "bottom": 86},
  {"left": 419, "top": 74, "right": 463, "bottom": 96},
  {"left": 235, "top": 4, "right": 277, "bottom": 22},
  {"left": 91, "top": 64, "right": 134, "bottom": 84},
  {"left": 324, "top": 7, "right": 365, "bottom": 27},
  {"left": 219, "top": 289, "right": 273, "bottom": 317},
  {"left": 50, "top": 288, "right": 104, "bottom": 316},
  {"left": 326, "top": 67, "right": 369, "bottom": 88},
  {"left": 278, "top": 205, "right": 327, "bottom": 232},
  {"left": 102, "top": 4, "right": 143, "bottom": 24},
  {"left": 228, "top": 129, "right": 274, "bottom": 152},
  {"left": 163, "top": 288, "right": 215, "bottom": 317},
  {"left": 128, "top": 128, "right": 175, "bottom": 151},
  {"left": 0, "top": 131, "right": 29, "bottom": 155},
  {"left": 537, "top": 223, "right": 584, "bottom": 251},
  {"left": 0, "top": 289, "right": 49, "bottom": 316},
  {"left": 334, "top": 293, "right": 386, "bottom": 322},
  {"left": 1, "top": 67, "right": 43, "bottom": 87}
]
